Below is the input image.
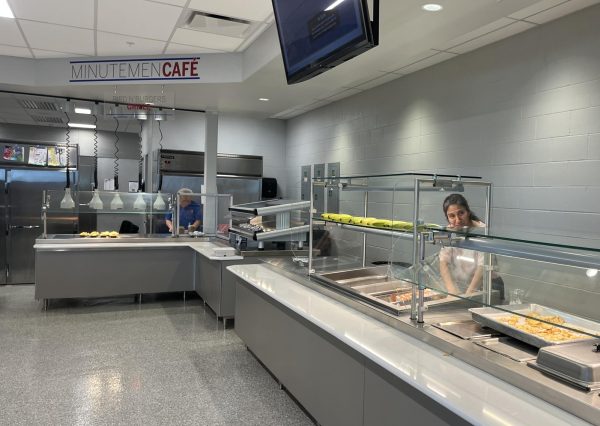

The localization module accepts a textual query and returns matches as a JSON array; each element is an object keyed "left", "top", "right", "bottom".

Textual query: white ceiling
[
  {"left": 1, "top": 0, "right": 274, "bottom": 56},
  {"left": 0, "top": 0, "right": 599, "bottom": 125}
]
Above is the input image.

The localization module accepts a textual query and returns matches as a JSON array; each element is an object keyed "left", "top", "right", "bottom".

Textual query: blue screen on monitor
[{"left": 272, "top": 0, "right": 370, "bottom": 79}]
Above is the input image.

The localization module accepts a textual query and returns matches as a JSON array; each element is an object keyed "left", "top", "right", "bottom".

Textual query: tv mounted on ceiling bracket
[{"left": 272, "top": 0, "right": 380, "bottom": 84}]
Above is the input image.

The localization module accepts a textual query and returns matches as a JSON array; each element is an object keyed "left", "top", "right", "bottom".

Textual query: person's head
[
  {"left": 442, "top": 194, "right": 480, "bottom": 227},
  {"left": 178, "top": 188, "right": 193, "bottom": 207}
]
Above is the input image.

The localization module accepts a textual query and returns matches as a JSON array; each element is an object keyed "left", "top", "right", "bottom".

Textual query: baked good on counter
[
  {"left": 80, "top": 232, "right": 90, "bottom": 237},
  {"left": 109, "top": 231, "right": 119, "bottom": 238}
]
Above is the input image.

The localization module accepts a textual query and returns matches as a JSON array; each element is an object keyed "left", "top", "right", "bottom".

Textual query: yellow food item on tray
[
  {"left": 321, "top": 213, "right": 330, "bottom": 220},
  {"left": 80, "top": 232, "right": 90, "bottom": 237},
  {"left": 371, "top": 219, "right": 392, "bottom": 228},
  {"left": 89, "top": 231, "right": 99, "bottom": 237},
  {"left": 351, "top": 217, "right": 377, "bottom": 225},
  {"left": 498, "top": 312, "right": 589, "bottom": 343},
  {"left": 327, "top": 213, "right": 353, "bottom": 222},
  {"left": 99, "top": 231, "right": 110, "bottom": 238},
  {"left": 109, "top": 231, "right": 119, "bottom": 238},
  {"left": 391, "top": 220, "right": 412, "bottom": 230}
]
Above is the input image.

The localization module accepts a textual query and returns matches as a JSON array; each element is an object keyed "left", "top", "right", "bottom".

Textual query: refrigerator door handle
[{"left": 9, "top": 225, "right": 41, "bottom": 229}]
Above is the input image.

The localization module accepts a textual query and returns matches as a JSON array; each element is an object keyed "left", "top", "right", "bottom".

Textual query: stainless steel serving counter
[
  {"left": 250, "top": 258, "right": 600, "bottom": 425},
  {"left": 38, "top": 233, "right": 210, "bottom": 244},
  {"left": 34, "top": 236, "right": 247, "bottom": 311}
]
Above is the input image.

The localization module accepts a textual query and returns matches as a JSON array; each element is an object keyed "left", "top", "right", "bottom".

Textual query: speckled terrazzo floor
[{"left": 0, "top": 285, "right": 314, "bottom": 426}]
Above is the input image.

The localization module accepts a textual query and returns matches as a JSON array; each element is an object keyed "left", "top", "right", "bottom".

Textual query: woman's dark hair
[{"left": 442, "top": 194, "right": 481, "bottom": 223}]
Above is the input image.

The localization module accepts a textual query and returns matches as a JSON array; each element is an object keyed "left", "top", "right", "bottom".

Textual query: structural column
[{"left": 203, "top": 111, "right": 218, "bottom": 234}]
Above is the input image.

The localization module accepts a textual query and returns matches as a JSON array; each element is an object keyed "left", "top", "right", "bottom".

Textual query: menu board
[
  {"left": 3, "top": 145, "right": 24, "bottom": 162},
  {"left": 47, "top": 147, "right": 67, "bottom": 167},
  {"left": 28, "top": 146, "right": 48, "bottom": 166}
]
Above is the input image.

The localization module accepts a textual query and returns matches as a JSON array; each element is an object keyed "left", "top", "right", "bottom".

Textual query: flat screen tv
[{"left": 271, "top": 0, "right": 376, "bottom": 84}]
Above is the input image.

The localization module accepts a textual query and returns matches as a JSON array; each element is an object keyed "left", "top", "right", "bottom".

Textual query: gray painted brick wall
[{"left": 285, "top": 5, "right": 600, "bottom": 247}]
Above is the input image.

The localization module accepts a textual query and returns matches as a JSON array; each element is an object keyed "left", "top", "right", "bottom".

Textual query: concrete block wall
[{"left": 285, "top": 4, "right": 600, "bottom": 248}]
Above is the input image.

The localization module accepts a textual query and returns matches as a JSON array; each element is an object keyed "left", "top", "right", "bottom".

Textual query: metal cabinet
[
  {"left": 235, "top": 280, "right": 365, "bottom": 426},
  {"left": 196, "top": 253, "right": 259, "bottom": 320}
]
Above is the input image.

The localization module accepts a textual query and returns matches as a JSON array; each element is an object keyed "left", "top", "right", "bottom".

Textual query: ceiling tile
[
  {"left": 394, "top": 51, "right": 458, "bottom": 75},
  {"left": 98, "top": 0, "right": 182, "bottom": 41},
  {"left": 32, "top": 49, "right": 86, "bottom": 58},
  {"left": 525, "top": 0, "right": 600, "bottom": 24},
  {"left": 377, "top": 50, "right": 442, "bottom": 74},
  {"left": 352, "top": 73, "right": 401, "bottom": 91},
  {"left": 188, "top": 0, "right": 273, "bottom": 22},
  {"left": 508, "top": 0, "right": 568, "bottom": 20},
  {"left": 171, "top": 28, "right": 243, "bottom": 51},
  {"left": 10, "top": 0, "right": 94, "bottom": 29},
  {"left": 97, "top": 32, "right": 167, "bottom": 56},
  {"left": 436, "top": 18, "right": 516, "bottom": 52},
  {"left": 0, "top": 17, "right": 26, "bottom": 46},
  {"left": 316, "top": 88, "right": 362, "bottom": 102},
  {"left": 449, "top": 21, "right": 536, "bottom": 54},
  {"left": 0, "top": 44, "right": 32, "bottom": 58},
  {"left": 148, "top": 0, "right": 188, "bottom": 6},
  {"left": 19, "top": 21, "right": 94, "bottom": 55},
  {"left": 164, "top": 42, "right": 223, "bottom": 55}
]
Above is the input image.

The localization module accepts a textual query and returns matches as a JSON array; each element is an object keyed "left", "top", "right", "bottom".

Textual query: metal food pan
[
  {"left": 352, "top": 281, "right": 412, "bottom": 295},
  {"left": 372, "top": 289, "right": 450, "bottom": 308},
  {"left": 470, "top": 304, "right": 600, "bottom": 348}
]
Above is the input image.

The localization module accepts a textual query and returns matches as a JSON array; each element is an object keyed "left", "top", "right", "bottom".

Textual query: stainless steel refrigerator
[{"left": 1, "top": 168, "right": 76, "bottom": 284}]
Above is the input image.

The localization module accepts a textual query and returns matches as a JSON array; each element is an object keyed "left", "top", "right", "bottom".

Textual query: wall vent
[
  {"left": 185, "top": 11, "right": 255, "bottom": 38},
  {"left": 30, "top": 115, "right": 64, "bottom": 124},
  {"left": 19, "top": 99, "right": 60, "bottom": 111}
]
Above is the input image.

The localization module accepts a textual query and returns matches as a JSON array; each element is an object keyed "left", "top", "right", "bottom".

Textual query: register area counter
[
  {"left": 34, "top": 236, "right": 257, "bottom": 318},
  {"left": 227, "top": 263, "right": 592, "bottom": 426}
]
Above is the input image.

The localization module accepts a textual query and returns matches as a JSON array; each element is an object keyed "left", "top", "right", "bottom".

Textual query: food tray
[
  {"left": 470, "top": 304, "right": 600, "bottom": 348},
  {"left": 374, "top": 288, "right": 445, "bottom": 305}
]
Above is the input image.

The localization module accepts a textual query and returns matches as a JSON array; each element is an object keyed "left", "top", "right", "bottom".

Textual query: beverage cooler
[{"left": 0, "top": 168, "right": 77, "bottom": 284}]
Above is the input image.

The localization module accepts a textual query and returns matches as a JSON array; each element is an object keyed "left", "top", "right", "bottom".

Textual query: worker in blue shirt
[{"left": 165, "top": 188, "right": 202, "bottom": 233}]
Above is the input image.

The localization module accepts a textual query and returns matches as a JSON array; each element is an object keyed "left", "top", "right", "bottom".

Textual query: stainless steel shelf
[
  {"left": 317, "top": 218, "right": 415, "bottom": 240},
  {"left": 229, "top": 224, "right": 310, "bottom": 241},
  {"left": 255, "top": 225, "right": 310, "bottom": 241},
  {"left": 450, "top": 236, "right": 600, "bottom": 271},
  {"left": 229, "top": 200, "right": 310, "bottom": 215}
]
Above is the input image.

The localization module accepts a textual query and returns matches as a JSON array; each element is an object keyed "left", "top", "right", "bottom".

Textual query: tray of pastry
[
  {"left": 79, "top": 231, "right": 119, "bottom": 238},
  {"left": 470, "top": 304, "right": 600, "bottom": 348}
]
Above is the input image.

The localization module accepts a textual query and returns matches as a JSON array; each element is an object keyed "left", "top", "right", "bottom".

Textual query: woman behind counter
[{"left": 439, "top": 194, "right": 504, "bottom": 303}]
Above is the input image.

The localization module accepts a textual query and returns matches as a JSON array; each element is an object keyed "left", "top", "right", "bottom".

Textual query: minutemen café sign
[{"left": 69, "top": 57, "right": 199, "bottom": 84}]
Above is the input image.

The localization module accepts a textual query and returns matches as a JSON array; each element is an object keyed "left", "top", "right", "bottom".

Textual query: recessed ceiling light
[
  {"left": 68, "top": 123, "right": 96, "bottom": 129},
  {"left": 259, "top": 98, "right": 269, "bottom": 102},
  {"left": 74, "top": 107, "right": 92, "bottom": 115},
  {"left": 0, "top": 0, "right": 14, "bottom": 18},
  {"left": 422, "top": 4, "right": 443, "bottom": 12}
]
